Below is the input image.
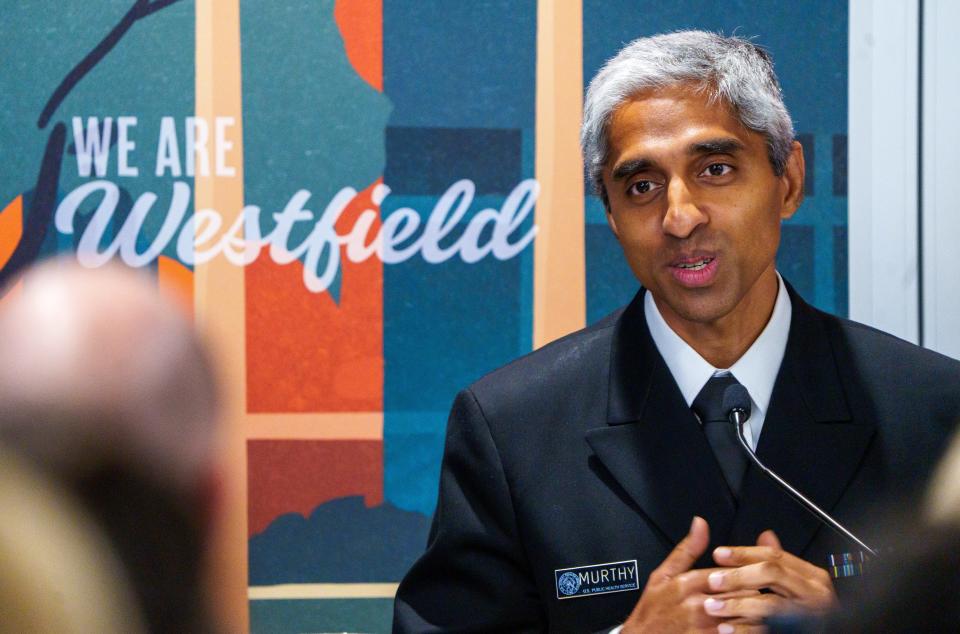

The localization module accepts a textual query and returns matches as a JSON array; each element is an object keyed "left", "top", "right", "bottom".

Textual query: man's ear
[
  {"left": 605, "top": 208, "right": 620, "bottom": 238},
  {"left": 600, "top": 186, "right": 620, "bottom": 238},
  {"left": 780, "top": 140, "right": 805, "bottom": 220}
]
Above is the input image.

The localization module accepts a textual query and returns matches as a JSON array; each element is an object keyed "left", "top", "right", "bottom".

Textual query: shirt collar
[{"left": 643, "top": 273, "right": 792, "bottom": 417}]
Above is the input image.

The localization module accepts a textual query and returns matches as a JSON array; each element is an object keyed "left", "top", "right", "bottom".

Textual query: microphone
[{"left": 722, "top": 384, "right": 878, "bottom": 558}]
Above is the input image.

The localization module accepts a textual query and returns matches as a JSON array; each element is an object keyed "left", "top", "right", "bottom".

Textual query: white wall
[
  {"left": 848, "top": 0, "right": 919, "bottom": 345},
  {"left": 921, "top": 0, "right": 960, "bottom": 359},
  {"left": 849, "top": 0, "right": 958, "bottom": 359}
]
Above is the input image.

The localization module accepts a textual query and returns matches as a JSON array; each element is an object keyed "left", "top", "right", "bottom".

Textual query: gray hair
[{"left": 581, "top": 30, "right": 795, "bottom": 200}]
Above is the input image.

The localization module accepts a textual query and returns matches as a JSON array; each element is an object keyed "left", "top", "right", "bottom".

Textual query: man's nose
[{"left": 662, "top": 178, "right": 707, "bottom": 239}]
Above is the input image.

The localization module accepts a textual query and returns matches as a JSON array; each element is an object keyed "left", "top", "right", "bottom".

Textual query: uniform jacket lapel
[
  {"left": 585, "top": 290, "right": 737, "bottom": 556},
  {"left": 729, "top": 285, "right": 874, "bottom": 555}
]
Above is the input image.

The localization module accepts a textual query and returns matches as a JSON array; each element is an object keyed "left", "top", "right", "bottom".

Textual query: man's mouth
[
  {"left": 669, "top": 255, "right": 719, "bottom": 287},
  {"left": 674, "top": 257, "right": 714, "bottom": 271}
]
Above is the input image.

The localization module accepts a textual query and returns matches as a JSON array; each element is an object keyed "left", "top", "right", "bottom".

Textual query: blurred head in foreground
[{"left": 0, "top": 260, "right": 222, "bottom": 633}]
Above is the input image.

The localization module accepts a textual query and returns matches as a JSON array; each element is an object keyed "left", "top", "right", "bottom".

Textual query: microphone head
[{"left": 722, "top": 384, "right": 752, "bottom": 422}]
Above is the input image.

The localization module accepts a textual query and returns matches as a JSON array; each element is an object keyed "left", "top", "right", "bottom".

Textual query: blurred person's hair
[
  {"left": 0, "top": 447, "right": 145, "bottom": 634},
  {"left": 0, "top": 260, "right": 222, "bottom": 634},
  {"left": 923, "top": 425, "right": 960, "bottom": 525}
]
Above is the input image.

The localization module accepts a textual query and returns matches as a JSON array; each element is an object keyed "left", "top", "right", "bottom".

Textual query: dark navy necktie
[{"left": 692, "top": 374, "right": 749, "bottom": 499}]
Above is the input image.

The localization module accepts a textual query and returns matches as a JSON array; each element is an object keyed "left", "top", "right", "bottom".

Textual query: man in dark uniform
[{"left": 394, "top": 31, "right": 960, "bottom": 633}]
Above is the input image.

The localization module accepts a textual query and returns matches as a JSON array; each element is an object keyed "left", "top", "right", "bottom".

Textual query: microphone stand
[{"left": 730, "top": 409, "right": 879, "bottom": 558}]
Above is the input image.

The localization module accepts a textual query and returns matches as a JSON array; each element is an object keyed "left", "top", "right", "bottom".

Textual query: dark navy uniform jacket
[{"left": 394, "top": 285, "right": 960, "bottom": 633}]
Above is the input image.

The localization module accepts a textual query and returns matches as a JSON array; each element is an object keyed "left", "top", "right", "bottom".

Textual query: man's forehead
[
  {"left": 609, "top": 84, "right": 736, "bottom": 133},
  {"left": 604, "top": 86, "right": 757, "bottom": 168}
]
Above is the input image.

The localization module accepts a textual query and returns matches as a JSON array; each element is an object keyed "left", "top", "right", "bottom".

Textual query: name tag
[{"left": 554, "top": 559, "right": 639, "bottom": 599}]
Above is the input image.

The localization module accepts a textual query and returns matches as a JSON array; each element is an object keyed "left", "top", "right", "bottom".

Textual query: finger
[
  {"left": 667, "top": 568, "right": 721, "bottom": 596},
  {"left": 650, "top": 516, "right": 710, "bottom": 582},
  {"left": 756, "top": 530, "right": 781, "bottom": 549},
  {"left": 707, "top": 561, "right": 835, "bottom": 607},
  {"left": 704, "top": 593, "right": 791, "bottom": 619},
  {"left": 713, "top": 543, "right": 820, "bottom": 576},
  {"left": 678, "top": 593, "right": 725, "bottom": 628},
  {"left": 713, "top": 545, "right": 782, "bottom": 567},
  {"left": 664, "top": 571, "right": 758, "bottom": 602},
  {"left": 716, "top": 621, "right": 767, "bottom": 634},
  {"left": 708, "top": 560, "right": 803, "bottom": 595}
]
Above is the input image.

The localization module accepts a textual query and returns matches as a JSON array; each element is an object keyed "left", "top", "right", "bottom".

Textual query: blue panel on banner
[
  {"left": 833, "top": 134, "right": 848, "bottom": 196},
  {"left": 385, "top": 126, "right": 523, "bottom": 196},
  {"left": 382, "top": 0, "right": 536, "bottom": 521},
  {"left": 383, "top": 0, "right": 536, "bottom": 128},
  {"left": 383, "top": 246, "right": 523, "bottom": 411},
  {"left": 381, "top": 211, "right": 528, "bottom": 515},
  {"left": 384, "top": 414, "right": 447, "bottom": 515},
  {"left": 249, "top": 497, "right": 430, "bottom": 584},
  {"left": 778, "top": 225, "right": 815, "bottom": 301},
  {"left": 586, "top": 224, "right": 640, "bottom": 326}
]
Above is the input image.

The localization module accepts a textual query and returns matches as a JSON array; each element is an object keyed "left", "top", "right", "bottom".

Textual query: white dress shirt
[{"left": 643, "top": 273, "right": 792, "bottom": 450}]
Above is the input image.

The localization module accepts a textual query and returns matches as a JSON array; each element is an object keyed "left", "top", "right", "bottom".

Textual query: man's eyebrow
[
  {"left": 689, "top": 138, "right": 745, "bottom": 156},
  {"left": 610, "top": 158, "right": 654, "bottom": 181}
]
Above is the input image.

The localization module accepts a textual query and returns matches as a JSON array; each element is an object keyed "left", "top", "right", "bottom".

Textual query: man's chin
[{"left": 654, "top": 288, "right": 735, "bottom": 327}]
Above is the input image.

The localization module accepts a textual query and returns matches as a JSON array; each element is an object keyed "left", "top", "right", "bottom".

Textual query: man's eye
[
  {"left": 627, "top": 180, "right": 658, "bottom": 195},
  {"left": 702, "top": 163, "right": 733, "bottom": 177}
]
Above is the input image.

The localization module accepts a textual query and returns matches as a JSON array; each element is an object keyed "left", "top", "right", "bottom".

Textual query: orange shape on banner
[
  {"left": 157, "top": 255, "right": 194, "bottom": 317},
  {"left": 245, "top": 181, "right": 383, "bottom": 413},
  {"left": 0, "top": 196, "right": 23, "bottom": 271},
  {"left": 247, "top": 439, "right": 383, "bottom": 537},
  {"left": 0, "top": 196, "right": 24, "bottom": 305},
  {"left": 334, "top": 0, "right": 383, "bottom": 92}
]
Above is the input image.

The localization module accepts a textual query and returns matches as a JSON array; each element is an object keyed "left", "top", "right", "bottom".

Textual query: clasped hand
[{"left": 621, "top": 516, "right": 837, "bottom": 633}]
